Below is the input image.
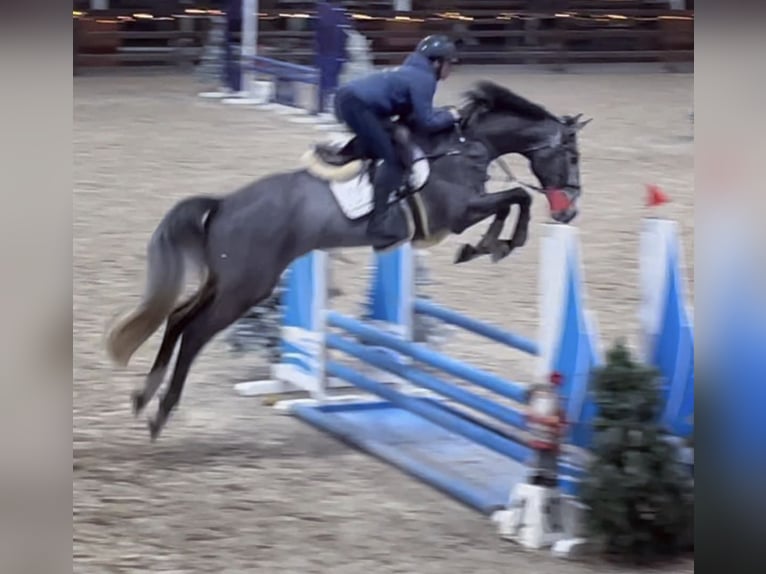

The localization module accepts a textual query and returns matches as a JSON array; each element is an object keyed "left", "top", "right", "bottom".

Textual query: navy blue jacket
[{"left": 342, "top": 51, "right": 455, "bottom": 133}]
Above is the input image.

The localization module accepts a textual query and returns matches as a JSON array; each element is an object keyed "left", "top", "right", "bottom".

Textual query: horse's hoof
[
  {"left": 490, "top": 244, "right": 512, "bottom": 263},
  {"left": 454, "top": 244, "right": 478, "bottom": 264},
  {"left": 512, "top": 230, "right": 528, "bottom": 250},
  {"left": 131, "top": 389, "right": 147, "bottom": 416},
  {"left": 148, "top": 416, "right": 163, "bottom": 442}
]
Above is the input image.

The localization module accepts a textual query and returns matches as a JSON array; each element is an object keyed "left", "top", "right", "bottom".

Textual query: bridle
[
  {"left": 413, "top": 113, "right": 582, "bottom": 198},
  {"left": 452, "top": 114, "right": 580, "bottom": 195}
]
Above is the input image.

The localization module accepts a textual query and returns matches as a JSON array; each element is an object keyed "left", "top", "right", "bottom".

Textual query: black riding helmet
[{"left": 415, "top": 34, "right": 458, "bottom": 64}]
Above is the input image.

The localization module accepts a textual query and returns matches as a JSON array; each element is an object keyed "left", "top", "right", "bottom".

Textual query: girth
[{"left": 402, "top": 192, "right": 430, "bottom": 242}]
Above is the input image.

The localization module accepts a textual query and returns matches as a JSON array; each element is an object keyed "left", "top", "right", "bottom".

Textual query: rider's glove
[{"left": 448, "top": 106, "right": 461, "bottom": 122}]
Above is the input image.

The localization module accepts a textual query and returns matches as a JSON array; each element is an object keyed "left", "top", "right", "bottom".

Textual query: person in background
[
  {"left": 315, "top": 0, "right": 352, "bottom": 114},
  {"left": 223, "top": 0, "right": 243, "bottom": 93}
]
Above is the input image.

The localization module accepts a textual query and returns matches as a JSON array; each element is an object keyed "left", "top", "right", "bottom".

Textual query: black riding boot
[{"left": 367, "top": 168, "right": 410, "bottom": 251}]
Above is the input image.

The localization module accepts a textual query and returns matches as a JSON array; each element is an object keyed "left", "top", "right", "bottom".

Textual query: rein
[
  {"left": 411, "top": 123, "right": 539, "bottom": 193},
  {"left": 453, "top": 117, "right": 547, "bottom": 194},
  {"left": 491, "top": 156, "right": 542, "bottom": 193},
  {"left": 410, "top": 117, "right": 567, "bottom": 198}
]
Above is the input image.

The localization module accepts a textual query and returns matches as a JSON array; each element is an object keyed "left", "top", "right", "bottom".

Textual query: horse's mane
[{"left": 462, "top": 81, "right": 559, "bottom": 123}]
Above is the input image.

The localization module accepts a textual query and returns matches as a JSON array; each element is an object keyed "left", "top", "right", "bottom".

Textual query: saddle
[
  {"left": 301, "top": 125, "right": 433, "bottom": 243},
  {"left": 310, "top": 123, "right": 417, "bottom": 192}
]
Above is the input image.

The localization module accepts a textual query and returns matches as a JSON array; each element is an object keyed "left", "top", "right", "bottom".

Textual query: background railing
[{"left": 73, "top": 1, "right": 693, "bottom": 72}]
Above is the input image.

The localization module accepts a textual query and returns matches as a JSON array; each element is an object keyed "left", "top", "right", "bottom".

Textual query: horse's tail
[{"left": 106, "top": 196, "right": 220, "bottom": 367}]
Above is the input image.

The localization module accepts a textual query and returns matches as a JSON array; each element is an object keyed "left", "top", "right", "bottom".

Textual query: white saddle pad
[{"left": 329, "top": 145, "right": 430, "bottom": 220}]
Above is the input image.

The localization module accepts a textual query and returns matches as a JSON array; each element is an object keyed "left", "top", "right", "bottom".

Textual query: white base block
[
  {"left": 272, "top": 104, "right": 311, "bottom": 116},
  {"left": 234, "top": 376, "right": 355, "bottom": 397},
  {"left": 551, "top": 537, "right": 593, "bottom": 559},
  {"left": 233, "top": 360, "right": 434, "bottom": 401},
  {"left": 254, "top": 103, "right": 288, "bottom": 112},
  {"left": 234, "top": 363, "right": 359, "bottom": 397},
  {"left": 288, "top": 113, "right": 340, "bottom": 125},
  {"left": 198, "top": 89, "right": 238, "bottom": 99},
  {"left": 493, "top": 483, "right": 567, "bottom": 550},
  {"left": 221, "top": 97, "right": 271, "bottom": 106},
  {"left": 234, "top": 379, "right": 294, "bottom": 396},
  {"left": 217, "top": 81, "right": 273, "bottom": 106}
]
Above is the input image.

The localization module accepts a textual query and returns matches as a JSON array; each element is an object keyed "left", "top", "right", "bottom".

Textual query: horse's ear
[
  {"left": 562, "top": 113, "right": 585, "bottom": 126},
  {"left": 575, "top": 117, "right": 593, "bottom": 131},
  {"left": 465, "top": 102, "right": 489, "bottom": 126}
]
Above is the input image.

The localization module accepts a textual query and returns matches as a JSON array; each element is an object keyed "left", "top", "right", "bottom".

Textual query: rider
[{"left": 332, "top": 34, "right": 460, "bottom": 250}]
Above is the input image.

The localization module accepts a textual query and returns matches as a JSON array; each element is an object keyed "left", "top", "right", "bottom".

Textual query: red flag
[{"left": 646, "top": 184, "right": 670, "bottom": 207}]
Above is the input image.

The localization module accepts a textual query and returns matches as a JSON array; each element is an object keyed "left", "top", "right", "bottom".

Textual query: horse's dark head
[
  {"left": 526, "top": 114, "right": 591, "bottom": 223},
  {"left": 460, "top": 81, "right": 592, "bottom": 224}
]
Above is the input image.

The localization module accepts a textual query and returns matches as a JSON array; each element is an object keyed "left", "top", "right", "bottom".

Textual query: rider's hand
[{"left": 448, "top": 106, "right": 461, "bottom": 122}]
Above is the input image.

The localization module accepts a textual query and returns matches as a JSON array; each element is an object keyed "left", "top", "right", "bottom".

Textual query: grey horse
[{"left": 106, "top": 81, "right": 590, "bottom": 440}]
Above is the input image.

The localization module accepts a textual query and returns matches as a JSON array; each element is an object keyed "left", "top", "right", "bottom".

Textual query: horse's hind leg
[
  {"left": 131, "top": 280, "right": 215, "bottom": 416},
  {"left": 147, "top": 279, "right": 278, "bottom": 441}
]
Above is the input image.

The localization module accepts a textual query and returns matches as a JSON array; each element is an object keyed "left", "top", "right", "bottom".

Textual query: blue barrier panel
[
  {"left": 290, "top": 400, "right": 530, "bottom": 514},
  {"left": 326, "top": 361, "right": 533, "bottom": 464}
]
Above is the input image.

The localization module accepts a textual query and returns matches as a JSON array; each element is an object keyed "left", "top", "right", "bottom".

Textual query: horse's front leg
[
  {"left": 492, "top": 189, "right": 531, "bottom": 262},
  {"left": 452, "top": 187, "right": 531, "bottom": 264},
  {"left": 454, "top": 208, "right": 510, "bottom": 264}
]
